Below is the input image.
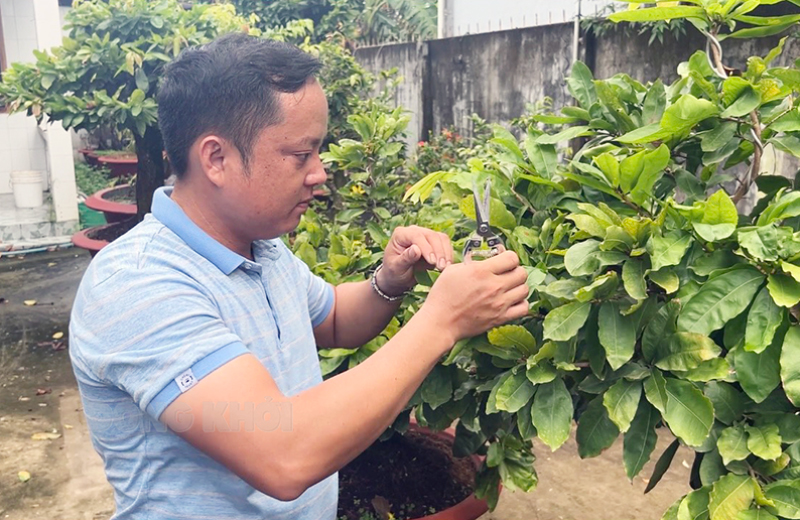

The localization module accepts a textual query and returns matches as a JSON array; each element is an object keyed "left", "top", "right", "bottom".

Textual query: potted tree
[
  {"left": 0, "top": 0, "right": 259, "bottom": 255},
  {"left": 398, "top": 1, "right": 800, "bottom": 517}
]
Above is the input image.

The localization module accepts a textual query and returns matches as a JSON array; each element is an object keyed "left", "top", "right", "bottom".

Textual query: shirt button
[{"left": 244, "top": 264, "right": 251, "bottom": 270}]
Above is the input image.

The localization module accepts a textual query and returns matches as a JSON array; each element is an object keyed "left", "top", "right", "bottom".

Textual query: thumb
[{"left": 404, "top": 244, "right": 422, "bottom": 264}]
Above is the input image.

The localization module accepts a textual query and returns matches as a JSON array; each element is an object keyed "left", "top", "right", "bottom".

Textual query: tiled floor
[{"left": 0, "top": 193, "right": 77, "bottom": 248}]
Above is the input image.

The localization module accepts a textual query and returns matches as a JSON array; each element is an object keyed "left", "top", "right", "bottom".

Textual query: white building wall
[
  {"left": 0, "top": 0, "right": 49, "bottom": 195},
  {"left": 444, "top": 0, "right": 615, "bottom": 37}
]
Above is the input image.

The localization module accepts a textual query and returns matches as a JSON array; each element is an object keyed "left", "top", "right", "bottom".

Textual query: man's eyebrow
[{"left": 296, "top": 136, "right": 323, "bottom": 148}]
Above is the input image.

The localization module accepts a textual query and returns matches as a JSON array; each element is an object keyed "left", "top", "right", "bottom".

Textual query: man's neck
[{"left": 170, "top": 184, "right": 254, "bottom": 261}]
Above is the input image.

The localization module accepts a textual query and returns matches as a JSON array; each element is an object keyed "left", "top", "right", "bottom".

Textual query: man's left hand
[{"left": 377, "top": 226, "right": 454, "bottom": 296}]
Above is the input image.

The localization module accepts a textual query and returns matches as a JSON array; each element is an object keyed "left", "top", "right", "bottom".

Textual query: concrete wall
[
  {"left": 355, "top": 23, "right": 800, "bottom": 181},
  {"left": 0, "top": 0, "right": 49, "bottom": 195}
]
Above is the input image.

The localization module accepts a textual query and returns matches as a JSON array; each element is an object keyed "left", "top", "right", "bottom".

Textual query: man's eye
[{"left": 296, "top": 153, "right": 311, "bottom": 162}]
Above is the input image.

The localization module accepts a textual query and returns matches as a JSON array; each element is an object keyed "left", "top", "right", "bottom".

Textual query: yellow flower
[{"left": 351, "top": 184, "right": 366, "bottom": 195}]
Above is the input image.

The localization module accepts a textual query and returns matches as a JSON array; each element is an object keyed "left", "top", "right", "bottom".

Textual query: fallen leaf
[
  {"left": 38, "top": 403, "right": 47, "bottom": 407},
  {"left": 18, "top": 470, "right": 31, "bottom": 482},
  {"left": 63, "top": 424, "right": 73, "bottom": 430},
  {"left": 35, "top": 388, "right": 51, "bottom": 396},
  {"left": 18, "top": 397, "right": 30, "bottom": 402},
  {"left": 52, "top": 332, "right": 64, "bottom": 340},
  {"left": 47, "top": 262, "right": 57, "bottom": 267},
  {"left": 31, "top": 432, "right": 61, "bottom": 441},
  {"left": 23, "top": 300, "right": 37, "bottom": 306}
]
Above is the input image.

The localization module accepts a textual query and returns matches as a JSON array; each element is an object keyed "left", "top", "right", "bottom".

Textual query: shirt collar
[{"left": 151, "top": 186, "right": 249, "bottom": 275}]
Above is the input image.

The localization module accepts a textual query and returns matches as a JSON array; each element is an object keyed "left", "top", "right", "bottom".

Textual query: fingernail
[
  {"left": 428, "top": 253, "right": 436, "bottom": 264},
  {"left": 437, "top": 258, "right": 446, "bottom": 270}
]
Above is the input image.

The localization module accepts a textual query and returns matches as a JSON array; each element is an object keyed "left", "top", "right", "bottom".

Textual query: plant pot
[
  {"left": 84, "top": 185, "right": 136, "bottom": 223},
  {"left": 78, "top": 148, "right": 100, "bottom": 167},
  {"left": 97, "top": 154, "right": 137, "bottom": 178},
  {"left": 71, "top": 218, "right": 136, "bottom": 257},
  {"left": 339, "top": 422, "right": 489, "bottom": 520}
]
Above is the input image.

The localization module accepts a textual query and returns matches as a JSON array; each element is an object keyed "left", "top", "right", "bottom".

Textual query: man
[{"left": 69, "top": 33, "right": 529, "bottom": 519}]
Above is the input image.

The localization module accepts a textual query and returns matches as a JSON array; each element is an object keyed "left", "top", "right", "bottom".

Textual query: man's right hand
[{"left": 420, "top": 251, "right": 529, "bottom": 348}]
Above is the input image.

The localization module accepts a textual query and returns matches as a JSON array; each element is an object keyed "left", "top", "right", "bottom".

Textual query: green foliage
[
  {"left": 74, "top": 161, "right": 113, "bottom": 197},
  {"left": 395, "top": 2, "right": 800, "bottom": 513}
]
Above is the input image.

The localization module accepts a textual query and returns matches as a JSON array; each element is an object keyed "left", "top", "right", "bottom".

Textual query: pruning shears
[{"left": 463, "top": 179, "right": 506, "bottom": 261}]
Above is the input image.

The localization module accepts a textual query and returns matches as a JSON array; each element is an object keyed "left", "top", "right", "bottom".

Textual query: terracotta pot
[
  {"left": 405, "top": 423, "right": 496, "bottom": 520},
  {"left": 78, "top": 148, "right": 100, "bottom": 167},
  {"left": 84, "top": 185, "right": 136, "bottom": 223},
  {"left": 71, "top": 219, "right": 135, "bottom": 257},
  {"left": 97, "top": 154, "right": 138, "bottom": 178}
]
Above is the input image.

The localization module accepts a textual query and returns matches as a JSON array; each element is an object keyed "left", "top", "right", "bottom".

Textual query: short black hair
[{"left": 157, "top": 33, "right": 322, "bottom": 177}]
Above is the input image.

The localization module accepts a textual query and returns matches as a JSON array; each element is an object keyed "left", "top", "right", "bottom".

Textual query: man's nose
[{"left": 306, "top": 159, "right": 327, "bottom": 186}]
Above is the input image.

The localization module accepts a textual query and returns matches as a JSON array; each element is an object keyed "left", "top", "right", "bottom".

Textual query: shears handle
[{"left": 463, "top": 238, "right": 506, "bottom": 262}]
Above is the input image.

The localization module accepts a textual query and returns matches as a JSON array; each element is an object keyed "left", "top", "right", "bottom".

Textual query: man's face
[{"left": 221, "top": 79, "right": 329, "bottom": 241}]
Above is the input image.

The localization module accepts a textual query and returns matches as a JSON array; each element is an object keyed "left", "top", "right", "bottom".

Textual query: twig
[{"left": 732, "top": 112, "right": 764, "bottom": 203}]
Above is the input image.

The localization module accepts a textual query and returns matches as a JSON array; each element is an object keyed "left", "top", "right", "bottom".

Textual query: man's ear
[{"left": 196, "top": 134, "right": 243, "bottom": 188}]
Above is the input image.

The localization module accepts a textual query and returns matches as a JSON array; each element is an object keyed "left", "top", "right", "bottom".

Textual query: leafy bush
[
  {"left": 392, "top": 1, "right": 800, "bottom": 516},
  {"left": 74, "top": 161, "right": 113, "bottom": 197}
]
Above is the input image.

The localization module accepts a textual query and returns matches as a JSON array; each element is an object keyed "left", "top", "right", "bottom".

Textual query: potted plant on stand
[{"left": 0, "top": 0, "right": 259, "bottom": 255}]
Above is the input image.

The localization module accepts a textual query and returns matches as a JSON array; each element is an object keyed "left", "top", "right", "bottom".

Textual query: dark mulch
[
  {"left": 86, "top": 218, "right": 137, "bottom": 243},
  {"left": 101, "top": 185, "right": 135, "bottom": 204},
  {"left": 338, "top": 429, "right": 477, "bottom": 520}
]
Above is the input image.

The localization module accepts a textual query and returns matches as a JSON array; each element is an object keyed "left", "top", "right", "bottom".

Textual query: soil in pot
[
  {"left": 86, "top": 218, "right": 137, "bottom": 243},
  {"left": 338, "top": 429, "right": 477, "bottom": 520},
  {"left": 102, "top": 184, "right": 136, "bottom": 205}
]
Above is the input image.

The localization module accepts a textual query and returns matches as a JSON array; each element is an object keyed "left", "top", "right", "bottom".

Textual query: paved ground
[{"left": 0, "top": 249, "right": 692, "bottom": 520}]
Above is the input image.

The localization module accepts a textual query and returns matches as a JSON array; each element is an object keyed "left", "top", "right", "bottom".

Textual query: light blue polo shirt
[{"left": 69, "top": 186, "right": 337, "bottom": 519}]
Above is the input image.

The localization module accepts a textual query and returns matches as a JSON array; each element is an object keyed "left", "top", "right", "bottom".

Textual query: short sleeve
[
  {"left": 69, "top": 268, "right": 249, "bottom": 420},
  {"left": 284, "top": 244, "right": 335, "bottom": 327}
]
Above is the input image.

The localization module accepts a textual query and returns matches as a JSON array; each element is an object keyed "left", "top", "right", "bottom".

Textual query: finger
[
  {"left": 506, "top": 299, "right": 531, "bottom": 321},
  {"left": 424, "top": 230, "right": 449, "bottom": 270},
  {"left": 505, "top": 284, "right": 530, "bottom": 306},
  {"left": 438, "top": 232, "right": 454, "bottom": 267},
  {"left": 404, "top": 244, "right": 422, "bottom": 265},
  {"left": 498, "top": 266, "right": 529, "bottom": 290},
  {"left": 414, "top": 236, "right": 438, "bottom": 269},
  {"left": 483, "top": 251, "right": 520, "bottom": 274}
]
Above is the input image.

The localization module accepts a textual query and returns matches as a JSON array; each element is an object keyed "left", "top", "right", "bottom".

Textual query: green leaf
[
  {"left": 650, "top": 268, "right": 680, "bottom": 294},
  {"left": 598, "top": 302, "right": 637, "bottom": 370},
  {"left": 526, "top": 361, "right": 557, "bottom": 384},
  {"left": 643, "top": 302, "right": 680, "bottom": 362},
  {"left": 567, "top": 61, "right": 597, "bottom": 109},
  {"left": 701, "top": 122, "right": 738, "bottom": 153},
  {"left": 460, "top": 196, "right": 517, "bottom": 230},
  {"left": 721, "top": 84, "right": 762, "bottom": 118},
  {"left": 782, "top": 325, "right": 800, "bottom": 407},
  {"left": 745, "top": 287, "right": 782, "bottom": 353},
  {"left": 564, "top": 239, "right": 601, "bottom": 276},
  {"left": 709, "top": 475, "right": 755, "bottom": 520},
  {"left": 608, "top": 5, "right": 706, "bottom": 22},
  {"left": 536, "top": 125, "right": 592, "bottom": 145},
  {"left": 623, "top": 400, "right": 659, "bottom": 480},
  {"left": 603, "top": 379, "right": 642, "bottom": 433},
  {"left": 767, "top": 274, "right": 800, "bottom": 308},
  {"left": 543, "top": 301, "right": 591, "bottom": 342},
  {"left": 630, "top": 144, "right": 671, "bottom": 206},
  {"left": 420, "top": 365, "right": 453, "bottom": 410},
  {"left": 739, "top": 226, "right": 780, "bottom": 262},
  {"left": 677, "top": 268, "right": 764, "bottom": 336},
  {"left": 488, "top": 325, "right": 537, "bottom": 357},
  {"left": 495, "top": 370, "right": 536, "bottom": 413},
  {"left": 770, "top": 134, "right": 800, "bottom": 159},
  {"left": 531, "top": 378, "right": 573, "bottom": 451},
  {"left": 736, "top": 509, "right": 778, "bottom": 520},
  {"left": 679, "top": 486, "right": 711, "bottom": 520},
  {"left": 134, "top": 67, "right": 149, "bottom": 92},
  {"left": 718, "top": 425, "right": 751, "bottom": 465},
  {"left": 643, "top": 79, "right": 667, "bottom": 125},
  {"left": 746, "top": 424, "right": 782, "bottom": 461},
  {"left": 486, "top": 372, "right": 513, "bottom": 414},
  {"left": 704, "top": 382, "right": 744, "bottom": 425},
  {"left": 655, "top": 332, "right": 722, "bottom": 372},
  {"left": 593, "top": 153, "right": 621, "bottom": 187},
  {"left": 644, "top": 369, "right": 669, "bottom": 415},
  {"left": 623, "top": 258, "right": 648, "bottom": 300},
  {"left": 733, "top": 338, "right": 782, "bottom": 403},
  {"left": 693, "top": 190, "right": 738, "bottom": 241},
  {"left": 645, "top": 438, "right": 680, "bottom": 494},
  {"left": 664, "top": 377, "right": 714, "bottom": 447},
  {"left": 575, "top": 272, "right": 619, "bottom": 302},
  {"left": 660, "top": 94, "right": 721, "bottom": 136},
  {"left": 676, "top": 358, "right": 733, "bottom": 382},
  {"left": 576, "top": 396, "right": 620, "bottom": 458},
  {"left": 765, "top": 481, "right": 800, "bottom": 519},
  {"left": 648, "top": 231, "right": 693, "bottom": 272},
  {"left": 567, "top": 213, "right": 608, "bottom": 239}
]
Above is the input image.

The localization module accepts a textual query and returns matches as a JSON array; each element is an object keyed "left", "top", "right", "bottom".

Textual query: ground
[{"left": 0, "top": 249, "right": 691, "bottom": 520}]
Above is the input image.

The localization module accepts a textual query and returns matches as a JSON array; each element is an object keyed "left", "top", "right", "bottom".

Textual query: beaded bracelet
[{"left": 370, "top": 263, "right": 408, "bottom": 302}]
